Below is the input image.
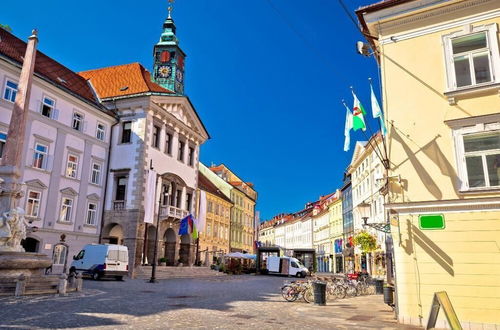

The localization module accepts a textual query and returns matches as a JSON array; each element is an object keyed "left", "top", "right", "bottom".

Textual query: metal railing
[
  {"left": 159, "top": 205, "right": 188, "bottom": 220},
  {"left": 113, "top": 200, "right": 125, "bottom": 210}
]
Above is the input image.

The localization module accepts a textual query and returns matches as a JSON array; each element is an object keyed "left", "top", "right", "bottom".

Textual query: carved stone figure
[{"left": 0, "top": 208, "right": 28, "bottom": 252}]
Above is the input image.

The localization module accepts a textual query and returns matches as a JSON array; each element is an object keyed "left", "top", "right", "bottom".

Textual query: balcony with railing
[
  {"left": 113, "top": 200, "right": 126, "bottom": 210},
  {"left": 159, "top": 205, "right": 188, "bottom": 220}
]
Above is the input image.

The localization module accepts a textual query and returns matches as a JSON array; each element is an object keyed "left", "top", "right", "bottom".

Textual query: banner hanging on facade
[{"left": 143, "top": 169, "right": 157, "bottom": 223}]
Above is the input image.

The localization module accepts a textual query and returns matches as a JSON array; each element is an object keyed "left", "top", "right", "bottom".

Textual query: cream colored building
[
  {"left": 328, "top": 191, "right": 343, "bottom": 273},
  {"left": 209, "top": 164, "right": 257, "bottom": 253},
  {"left": 197, "top": 171, "right": 232, "bottom": 264},
  {"left": 358, "top": 0, "right": 500, "bottom": 327},
  {"left": 349, "top": 134, "right": 387, "bottom": 278}
]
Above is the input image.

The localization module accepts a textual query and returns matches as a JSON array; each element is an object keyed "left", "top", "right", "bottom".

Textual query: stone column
[{"left": 0, "top": 30, "right": 38, "bottom": 214}]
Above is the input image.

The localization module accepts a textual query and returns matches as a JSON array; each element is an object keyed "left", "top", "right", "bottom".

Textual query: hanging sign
[{"left": 419, "top": 214, "right": 445, "bottom": 230}]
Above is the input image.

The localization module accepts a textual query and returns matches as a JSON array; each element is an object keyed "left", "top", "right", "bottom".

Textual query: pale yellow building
[
  {"left": 210, "top": 164, "right": 257, "bottom": 253},
  {"left": 197, "top": 172, "right": 232, "bottom": 264},
  {"left": 328, "top": 192, "right": 343, "bottom": 273},
  {"left": 357, "top": 0, "right": 500, "bottom": 328},
  {"left": 258, "top": 220, "right": 276, "bottom": 247}
]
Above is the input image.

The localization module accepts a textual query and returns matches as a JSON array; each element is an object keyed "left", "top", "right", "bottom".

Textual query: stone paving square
[{"left": 0, "top": 275, "right": 419, "bottom": 329}]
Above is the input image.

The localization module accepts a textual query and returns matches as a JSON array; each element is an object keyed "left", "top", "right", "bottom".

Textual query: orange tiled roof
[
  {"left": 209, "top": 165, "right": 225, "bottom": 172},
  {"left": 79, "top": 63, "right": 174, "bottom": 99},
  {"left": 229, "top": 181, "right": 243, "bottom": 186},
  {"left": 0, "top": 29, "right": 101, "bottom": 107}
]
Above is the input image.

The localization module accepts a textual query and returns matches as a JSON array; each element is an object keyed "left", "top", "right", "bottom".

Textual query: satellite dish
[{"left": 356, "top": 41, "right": 372, "bottom": 56}]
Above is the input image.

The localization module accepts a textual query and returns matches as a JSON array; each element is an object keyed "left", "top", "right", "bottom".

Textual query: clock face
[
  {"left": 175, "top": 69, "right": 184, "bottom": 82},
  {"left": 157, "top": 65, "right": 172, "bottom": 78}
]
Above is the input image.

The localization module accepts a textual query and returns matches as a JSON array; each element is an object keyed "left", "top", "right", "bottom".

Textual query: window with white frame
[
  {"left": 52, "top": 245, "right": 67, "bottom": 265},
  {"left": 462, "top": 131, "right": 500, "bottom": 189},
  {"left": 86, "top": 202, "right": 97, "bottom": 226},
  {"left": 60, "top": 197, "right": 73, "bottom": 222},
  {"left": 26, "top": 190, "right": 41, "bottom": 218},
  {"left": 96, "top": 123, "right": 105, "bottom": 141},
  {"left": 41, "top": 97, "right": 55, "bottom": 118},
  {"left": 33, "top": 143, "right": 48, "bottom": 169},
  {"left": 90, "top": 162, "right": 101, "bottom": 185},
  {"left": 3, "top": 79, "right": 18, "bottom": 102},
  {"left": 443, "top": 24, "right": 500, "bottom": 90},
  {"left": 72, "top": 112, "right": 83, "bottom": 131},
  {"left": 0, "top": 132, "right": 6, "bottom": 158},
  {"left": 66, "top": 154, "right": 78, "bottom": 178}
]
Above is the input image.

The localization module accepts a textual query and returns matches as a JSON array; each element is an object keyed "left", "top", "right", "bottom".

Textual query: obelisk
[{"left": 0, "top": 29, "right": 38, "bottom": 212}]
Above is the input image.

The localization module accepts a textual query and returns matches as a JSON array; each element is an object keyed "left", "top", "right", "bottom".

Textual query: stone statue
[{"left": 0, "top": 207, "right": 28, "bottom": 252}]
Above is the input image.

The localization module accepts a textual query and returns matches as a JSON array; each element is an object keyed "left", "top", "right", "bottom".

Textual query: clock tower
[{"left": 152, "top": 3, "right": 186, "bottom": 95}]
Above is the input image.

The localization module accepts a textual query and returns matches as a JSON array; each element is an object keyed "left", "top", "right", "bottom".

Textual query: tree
[{"left": 0, "top": 24, "right": 12, "bottom": 32}]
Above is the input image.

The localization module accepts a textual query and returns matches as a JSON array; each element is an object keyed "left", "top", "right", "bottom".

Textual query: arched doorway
[
  {"left": 179, "top": 234, "right": 191, "bottom": 265},
  {"left": 105, "top": 223, "right": 124, "bottom": 245},
  {"left": 164, "top": 228, "right": 176, "bottom": 266},
  {"left": 22, "top": 237, "right": 39, "bottom": 252}
]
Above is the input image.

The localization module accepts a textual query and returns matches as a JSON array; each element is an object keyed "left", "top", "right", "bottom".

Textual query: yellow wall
[
  {"left": 230, "top": 189, "right": 255, "bottom": 252},
  {"left": 369, "top": 1, "right": 500, "bottom": 327},
  {"left": 199, "top": 191, "right": 231, "bottom": 259}
]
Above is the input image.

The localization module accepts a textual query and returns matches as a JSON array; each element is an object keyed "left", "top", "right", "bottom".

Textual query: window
[
  {"left": 60, "top": 198, "right": 73, "bottom": 222},
  {"left": 178, "top": 140, "right": 185, "bottom": 161},
  {"left": 86, "top": 203, "right": 97, "bottom": 226},
  {"left": 121, "top": 121, "right": 132, "bottom": 143},
  {"left": 176, "top": 189, "right": 182, "bottom": 208},
  {"left": 188, "top": 146, "right": 195, "bottom": 166},
  {"left": 33, "top": 143, "right": 48, "bottom": 169},
  {"left": 0, "top": 132, "right": 6, "bottom": 158},
  {"left": 165, "top": 132, "right": 172, "bottom": 154},
  {"left": 96, "top": 123, "right": 105, "bottom": 141},
  {"left": 91, "top": 163, "right": 101, "bottom": 185},
  {"left": 26, "top": 190, "right": 41, "bottom": 218},
  {"left": 444, "top": 25, "right": 500, "bottom": 90},
  {"left": 463, "top": 132, "right": 500, "bottom": 189},
  {"left": 116, "top": 176, "right": 127, "bottom": 201},
  {"left": 53, "top": 245, "right": 67, "bottom": 265},
  {"left": 66, "top": 154, "right": 78, "bottom": 178},
  {"left": 185, "top": 193, "right": 192, "bottom": 211},
  {"left": 72, "top": 112, "right": 83, "bottom": 131},
  {"left": 41, "top": 97, "right": 54, "bottom": 118},
  {"left": 3, "top": 80, "right": 18, "bottom": 102},
  {"left": 152, "top": 125, "right": 160, "bottom": 148}
]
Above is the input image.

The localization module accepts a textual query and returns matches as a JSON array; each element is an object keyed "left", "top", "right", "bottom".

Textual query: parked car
[
  {"left": 70, "top": 244, "right": 128, "bottom": 281},
  {"left": 263, "top": 256, "right": 309, "bottom": 278}
]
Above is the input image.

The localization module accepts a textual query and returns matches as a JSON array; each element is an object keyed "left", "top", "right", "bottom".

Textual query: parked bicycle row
[{"left": 280, "top": 276, "right": 376, "bottom": 303}]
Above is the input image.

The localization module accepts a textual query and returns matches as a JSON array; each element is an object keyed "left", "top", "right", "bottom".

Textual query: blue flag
[{"left": 178, "top": 215, "right": 190, "bottom": 235}]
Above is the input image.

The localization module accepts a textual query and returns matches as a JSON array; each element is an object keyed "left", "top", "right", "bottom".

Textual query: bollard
[
  {"left": 68, "top": 272, "right": 75, "bottom": 288},
  {"left": 58, "top": 273, "right": 67, "bottom": 295},
  {"left": 15, "top": 274, "right": 26, "bottom": 297},
  {"left": 76, "top": 273, "right": 83, "bottom": 292}
]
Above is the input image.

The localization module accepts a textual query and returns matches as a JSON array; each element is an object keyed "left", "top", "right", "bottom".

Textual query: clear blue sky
[{"left": 1, "top": 0, "right": 380, "bottom": 221}]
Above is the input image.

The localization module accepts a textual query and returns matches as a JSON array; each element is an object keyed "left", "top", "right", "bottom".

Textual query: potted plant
[{"left": 159, "top": 257, "right": 167, "bottom": 266}]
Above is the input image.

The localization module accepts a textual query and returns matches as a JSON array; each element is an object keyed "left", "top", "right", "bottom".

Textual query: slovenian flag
[
  {"left": 179, "top": 214, "right": 198, "bottom": 239},
  {"left": 352, "top": 90, "right": 366, "bottom": 131}
]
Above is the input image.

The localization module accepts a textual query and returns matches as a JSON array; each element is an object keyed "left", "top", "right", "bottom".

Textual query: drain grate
[
  {"left": 140, "top": 290, "right": 156, "bottom": 293},
  {"left": 169, "top": 303, "right": 188, "bottom": 308},
  {"left": 168, "top": 295, "right": 197, "bottom": 299},
  {"left": 347, "top": 315, "right": 374, "bottom": 321},
  {"left": 231, "top": 314, "right": 255, "bottom": 319}
]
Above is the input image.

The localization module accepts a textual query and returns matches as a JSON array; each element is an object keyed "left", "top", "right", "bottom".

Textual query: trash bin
[
  {"left": 383, "top": 285, "right": 394, "bottom": 306},
  {"left": 374, "top": 279, "right": 384, "bottom": 294},
  {"left": 312, "top": 281, "right": 327, "bottom": 306}
]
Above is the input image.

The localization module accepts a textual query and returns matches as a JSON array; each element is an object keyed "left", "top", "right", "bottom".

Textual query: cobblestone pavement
[{"left": 0, "top": 275, "right": 420, "bottom": 329}]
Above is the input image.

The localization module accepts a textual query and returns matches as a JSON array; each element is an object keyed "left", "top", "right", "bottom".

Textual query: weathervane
[{"left": 168, "top": 0, "right": 175, "bottom": 19}]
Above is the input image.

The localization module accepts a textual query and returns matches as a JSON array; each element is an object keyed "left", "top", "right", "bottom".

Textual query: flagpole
[
  {"left": 149, "top": 172, "right": 161, "bottom": 283},
  {"left": 369, "top": 77, "right": 390, "bottom": 169},
  {"left": 349, "top": 86, "right": 386, "bottom": 168}
]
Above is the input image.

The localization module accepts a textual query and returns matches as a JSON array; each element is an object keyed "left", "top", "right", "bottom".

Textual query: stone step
[{"left": 134, "top": 266, "right": 225, "bottom": 279}]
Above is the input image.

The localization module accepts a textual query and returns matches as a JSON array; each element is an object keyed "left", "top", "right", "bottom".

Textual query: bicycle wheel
[
  {"left": 281, "top": 285, "right": 298, "bottom": 302},
  {"left": 303, "top": 287, "right": 314, "bottom": 303},
  {"left": 346, "top": 285, "right": 358, "bottom": 297},
  {"left": 336, "top": 286, "right": 347, "bottom": 299}
]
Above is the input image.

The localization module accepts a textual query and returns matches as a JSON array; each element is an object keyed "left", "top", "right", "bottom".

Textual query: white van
[
  {"left": 264, "top": 256, "right": 309, "bottom": 278},
  {"left": 70, "top": 244, "right": 129, "bottom": 281}
]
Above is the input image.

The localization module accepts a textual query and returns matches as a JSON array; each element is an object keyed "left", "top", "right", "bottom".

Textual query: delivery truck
[
  {"left": 263, "top": 256, "right": 309, "bottom": 278},
  {"left": 70, "top": 244, "right": 128, "bottom": 281}
]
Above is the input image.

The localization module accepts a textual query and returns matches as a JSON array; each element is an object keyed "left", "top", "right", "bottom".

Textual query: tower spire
[{"left": 167, "top": 0, "right": 174, "bottom": 19}]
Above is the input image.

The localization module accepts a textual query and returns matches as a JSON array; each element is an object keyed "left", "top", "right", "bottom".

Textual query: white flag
[
  {"left": 370, "top": 84, "right": 387, "bottom": 135},
  {"left": 143, "top": 169, "right": 157, "bottom": 223},
  {"left": 344, "top": 103, "right": 353, "bottom": 152},
  {"left": 197, "top": 190, "right": 207, "bottom": 233}
]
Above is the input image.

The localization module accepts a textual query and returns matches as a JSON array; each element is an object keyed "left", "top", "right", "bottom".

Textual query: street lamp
[
  {"left": 359, "top": 201, "right": 390, "bottom": 233},
  {"left": 149, "top": 175, "right": 169, "bottom": 283}
]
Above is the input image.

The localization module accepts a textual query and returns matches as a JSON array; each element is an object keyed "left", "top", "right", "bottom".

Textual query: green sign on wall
[{"left": 419, "top": 214, "right": 445, "bottom": 230}]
